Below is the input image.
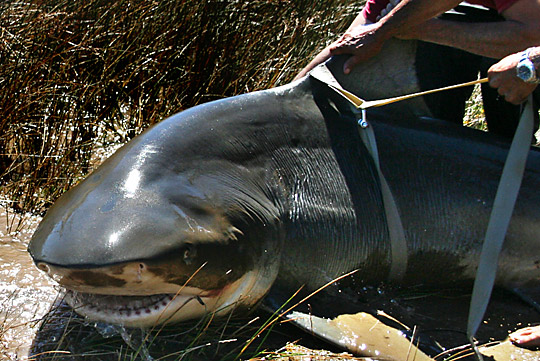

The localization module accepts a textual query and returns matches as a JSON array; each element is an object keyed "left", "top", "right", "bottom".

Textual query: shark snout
[{"left": 34, "top": 260, "right": 186, "bottom": 296}]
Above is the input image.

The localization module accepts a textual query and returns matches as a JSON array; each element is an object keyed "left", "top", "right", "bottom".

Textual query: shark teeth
[{"left": 65, "top": 291, "right": 175, "bottom": 317}]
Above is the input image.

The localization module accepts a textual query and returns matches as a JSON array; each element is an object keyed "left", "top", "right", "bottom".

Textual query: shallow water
[{"left": 0, "top": 207, "right": 59, "bottom": 360}]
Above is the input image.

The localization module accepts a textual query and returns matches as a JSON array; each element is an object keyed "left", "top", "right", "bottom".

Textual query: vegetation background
[
  {"left": 0, "top": 0, "right": 365, "bottom": 214},
  {"left": 0, "top": 2, "right": 524, "bottom": 360}
]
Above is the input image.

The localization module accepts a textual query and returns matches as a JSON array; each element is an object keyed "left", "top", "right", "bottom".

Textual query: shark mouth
[
  {"left": 64, "top": 290, "right": 209, "bottom": 327},
  {"left": 58, "top": 269, "right": 269, "bottom": 328}
]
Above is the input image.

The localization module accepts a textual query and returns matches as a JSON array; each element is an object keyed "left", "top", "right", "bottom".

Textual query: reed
[{"left": 0, "top": 0, "right": 361, "bottom": 214}]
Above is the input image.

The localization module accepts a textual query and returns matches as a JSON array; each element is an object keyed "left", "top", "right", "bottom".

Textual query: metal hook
[{"left": 358, "top": 109, "right": 369, "bottom": 128}]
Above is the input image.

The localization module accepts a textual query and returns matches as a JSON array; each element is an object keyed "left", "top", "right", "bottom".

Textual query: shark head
[{"left": 28, "top": 97, "right": 285, "bottom": 327}]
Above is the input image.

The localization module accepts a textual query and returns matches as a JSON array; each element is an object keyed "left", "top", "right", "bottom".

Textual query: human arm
[
  {"left": 396, "top": 0, "right": 540, "bottom": 59},
  {"left": 328, "top": 0, "right": 462, "bottom": 74},
  {"left": 293, "top": 12, "right": 373, "bottom": 80},
  {"left": 487, "top": 47, "right": 539, "bottom": 104},
  {"left": 294, "top": 0, "right": 462, "bottom": 79}
]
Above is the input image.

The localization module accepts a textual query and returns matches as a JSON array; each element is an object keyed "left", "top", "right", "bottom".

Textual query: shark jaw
[{"left": 62, "top": 270, "right": 266, "bottom": 328}]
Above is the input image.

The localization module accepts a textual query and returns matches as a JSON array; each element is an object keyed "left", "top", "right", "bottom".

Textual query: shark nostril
[
  {"left": 136, "top": 263, "right": 147, "bottom": 281},
  {"left": 37, "top": 263, "right": 50, "bottom": 274},
  {"left": 183, "top": 243, "right": 196, "bottom": 265}
]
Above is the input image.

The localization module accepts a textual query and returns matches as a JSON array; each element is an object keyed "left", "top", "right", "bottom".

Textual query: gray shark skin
[{"left": 28, "top": 39, "right": 540, "bottom": 329}]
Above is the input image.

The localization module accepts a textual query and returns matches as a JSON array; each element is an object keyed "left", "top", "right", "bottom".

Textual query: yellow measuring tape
[{"left": 328, "top": 77, "right": 488, "bottom": 110}]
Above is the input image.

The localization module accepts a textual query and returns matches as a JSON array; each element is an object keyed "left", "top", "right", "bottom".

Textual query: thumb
[{"left": 343, "top": 55, "right": 364, "bottom": 75}]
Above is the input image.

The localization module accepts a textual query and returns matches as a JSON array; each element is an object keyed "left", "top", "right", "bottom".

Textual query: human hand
[
  {"left": 488, "top": 52, "right": 537, "bottom": 105},
  {"left": 509, "top": 325, "right": 540, "bottom": 348},
  {"left": 294, "top": 46, "right": 333, "bottom": 80},
  {"left": 328, "top": 23, "right": 388, "bottom": 75}
]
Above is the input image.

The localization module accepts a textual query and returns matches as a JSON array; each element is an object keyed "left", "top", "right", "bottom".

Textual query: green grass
[{"left": 463, "top": 84, "right": 487, "bottom": 131}]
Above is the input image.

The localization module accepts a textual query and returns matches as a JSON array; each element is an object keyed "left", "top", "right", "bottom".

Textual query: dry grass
[
  {"left": 0, "top": 0, "right": 361, "bottom": 214},
  {"left": 251, "top": 343, "right": 360, "bottom": 360},
  {"left": 0, "top": 0, "right": 501, "bottom": 215}
]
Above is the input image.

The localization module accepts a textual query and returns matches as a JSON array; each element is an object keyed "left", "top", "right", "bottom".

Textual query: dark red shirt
[{"left": 361, "top": 0, "right": 520, "bottom": 23}]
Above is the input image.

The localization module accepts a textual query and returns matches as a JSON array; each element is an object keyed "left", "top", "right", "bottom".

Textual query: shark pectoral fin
[{"left": 286, "top": 311, "right": 434, "bottom": 361}]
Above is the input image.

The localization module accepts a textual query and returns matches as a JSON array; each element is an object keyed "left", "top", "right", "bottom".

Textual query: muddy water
[{"left": 0, "top": 207, "right": 59, "bottom": 360}]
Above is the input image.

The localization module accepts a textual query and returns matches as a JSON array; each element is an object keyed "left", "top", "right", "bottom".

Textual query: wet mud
[
  {"left": 1, "top": 205, "right": 539, "bottom": 360},
  {"left": 0, "top": 207, "right": 59, "bottom": 360}
]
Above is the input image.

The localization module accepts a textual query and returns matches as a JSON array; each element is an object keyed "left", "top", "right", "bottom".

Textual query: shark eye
[{"left": 183, "top": 243, "right": 196, "bottom": 265}]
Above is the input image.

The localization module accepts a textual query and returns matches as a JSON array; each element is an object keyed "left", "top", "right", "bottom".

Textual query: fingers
[
  {"left": 509, "top": 325, "right": 540, "bottom": 348},
  {"left": 329, "top": 26, "right": 376, "bottom": 54},
  {"left": 343, "top": 55, "right": 365, "bottom": 75},
  {"left": 329, "top": 40, "right": 383, "bottom": 74},
  {"left": 328, "top": 39, "right": 365, "bottom": 75},
  {"left": 489, "top": 76, "right": 537, "bottom": 105},
  {"left": 294, "top": 46, "right": 333, "bottom": 80},
  {"left": 497, "top": 88, "right": 534, "bottom": 105},
  {"left": 328, "top": 34, "right": 362, "bottom": 55},
  {"left": 326, "top": 23, "right": 384, "bottom": 74},
  {"left": 494, "top": 84, "right": 528, "bottom": 105},
  {"left": 487, "top": 58, "right": 537, "bottom": 105}
]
